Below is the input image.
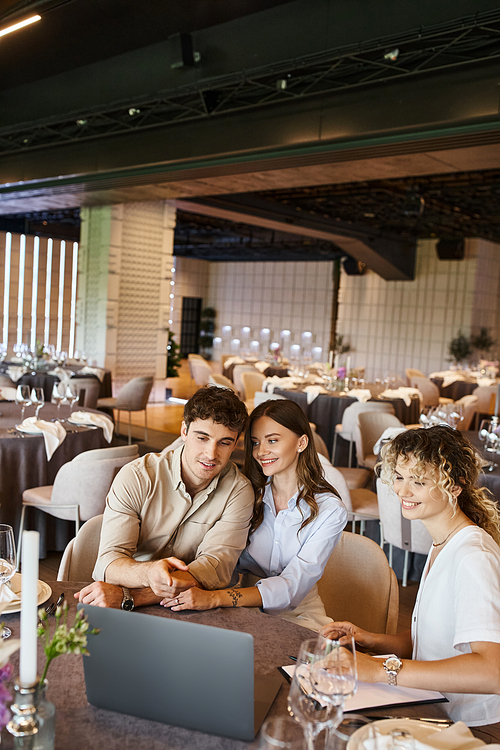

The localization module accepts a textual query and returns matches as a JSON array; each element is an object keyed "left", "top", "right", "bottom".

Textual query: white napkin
[
  {"left": 442, "top": 374, "right": 466, "bottom": 388},
  {"left": 223, "top": 357, "right": 245, "bottom": 370},
  {"left": 70, "top": 411, "right": 114, "bottom": 443},
  {"left": 363, "top": 721, "right": 497, "bottom": 750},
  {"left": 78, "top": 366, "right": 105, "bottom": 382},
  {"left": 19, "top": 418, "right": 67, "bottom": 460},
  {"left": 303, "top": 385, "right": 327, "bottom": 404},
  {"left": 477, "top": 377, "right": 494, "bottom": 387},
  {"left": 396, "top": 387, "right": 423, "bottom": 406},
  {"left": 346, "top": 388, "right": 372, "bottom": 403},
  {"left": 380, "top": 388, "right": 419, "bottom": 405},
  {"left": 263, "top": 376, "right": 290, "bottom": 393},
  {"left": 47, "top": 367, "right": 75, "bottom": 382},
  {"left": 373, "top": 426, "right": 407, "bottom": 454},
  {"left": 0, "top": 583, "right": 20, "bottom": 606},
  {"left": 6, "top": 366, "right": 26, "bottom": 382},
  {"left": 0, "top": 386, "right": 16, "bottom": 401},
  {"left": 254, "top": 361, "right": 270, "bottom": 373}
]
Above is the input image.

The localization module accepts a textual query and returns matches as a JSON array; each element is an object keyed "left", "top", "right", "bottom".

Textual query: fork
[{"left": 39, "top": 593, "right": 65, "bottom": 622}]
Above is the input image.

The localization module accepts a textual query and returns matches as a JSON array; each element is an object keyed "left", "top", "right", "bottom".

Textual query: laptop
[{"left": 80, "top": 604, "right": 282, "bottom": 741}]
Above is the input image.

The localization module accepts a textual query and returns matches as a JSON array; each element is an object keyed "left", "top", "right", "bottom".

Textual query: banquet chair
[
  {"left": 405, "top": 368, "right": 425, "bottom": 386},
  {"left": 232, "top": 365, "right": 257, "bottom": 399},
  {"left": 208, "top": 373, "right": 235, "bottom": 390},
  {"left": 354, "top": 411, "right": 404, "bottom": 471},
  {"left": 97, "top": 375, "right": 153, "bottom": 444},
  {"left": 471, "top": 385, "right": 497, "bottom": 429},
  {"left": 253, "top": 391, "right": 286, "bottom": 407},
  {"left": 319, "top": 455, "right": 379, "bottom": 535},
  {"left": 312, "top": 432, "right": 329, "bottom": 460},
  {"left": 376, "top": 479, "right": 432, "bottom": 586},
  {"left": 72, "top": 377, "right": 101, "bottom": 409},
  {"left": 190, "top": 359, "right": 213, "bottom": 387},
  {"left": 187, "top": 353, "right": 206, "bottom": 379},
  {"left": 410, "top": 376, "right": 453, "bottom": 407},
  {"left": 333, "top": 401, "right": 395, "bottom": 468},
  {"left": 57, "top": 514, "right": 104, "bottom": 581},
  {"left": 455, "top": 394, "right": 478, "bottom": 431},
  {"left": 240, "top": 371, "right": 265, "bottom": 408},
  {"left": 19, "top": 445, "right": 138, "bottom": 561},
  {"left": 317, "top": 531, "right": 399, "bottom": 634}
]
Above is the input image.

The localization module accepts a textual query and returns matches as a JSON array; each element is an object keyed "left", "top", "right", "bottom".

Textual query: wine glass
[
  {"left": 0, "top": 525, "right": 17, "bottom": 639},
  {"left": 16, "top": 385, "right": 32, "bottom": 423},
  {"left": 31, "top": 388, "right": 45, "bottom": 419},
  {"left": 287, "top": 638, "right": 334, "bottom": 750},
  {"left": 260, "top": 716, "right": 305, "bottom": 749},
  {"left": 65, "top": 383, "right": 79, "bottom": 416},
  {"left": 51, "top": 382, "right": 65, "bottom": 420}
]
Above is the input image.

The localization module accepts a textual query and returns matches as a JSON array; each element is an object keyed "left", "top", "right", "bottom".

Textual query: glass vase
[
  {"left": 7, "top": 680, "right": 55, "bottom": 750},
  {"left": 33, "top": 681, "right": 55, "bottom": 750}
]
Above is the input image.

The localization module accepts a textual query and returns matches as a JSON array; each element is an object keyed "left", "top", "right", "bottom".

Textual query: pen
[{"left": 288, "top": 655, "right": 297, "bottom": 662}]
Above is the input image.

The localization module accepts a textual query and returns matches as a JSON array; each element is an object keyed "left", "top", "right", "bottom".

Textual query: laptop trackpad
[{"left": 254, "top": 674, "right": 283, "bottom": 736}]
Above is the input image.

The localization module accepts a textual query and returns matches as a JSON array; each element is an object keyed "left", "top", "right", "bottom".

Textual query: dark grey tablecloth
[
  {"left": 0, "top": 402, "right": 108, "bottom": 556},
  {"left": 0, "top": 583, "right": 448, "bottom": 750},
  {"left": 431, "top": 377, "right": 477, "bottom": 400},
  {"left": 1, "top": 363, "right": 112, "bottom": 401}
]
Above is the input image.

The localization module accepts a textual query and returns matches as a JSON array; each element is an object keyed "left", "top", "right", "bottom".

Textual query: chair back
[
  {"left": 471, "top": 385, "right": 497, "bottom": 413},
  {"left": 115, "top": 376, "right": 153, "bottom": 411},
  {"left": 190, "top": 360, "right": 212, "bottom": 387},
  {"left": 240, "top": 371, "right": 265, "bottom": 401},
  {"left": 455, "top": 394, "right": 478, "bottom": 431},
  {"left": 57, "top": 515, "right": 104, "bottom": 581},
  {"left": 319, "top": 456, "right": 353, "bottom": 511},
  {"left": 405, "top": 368, "right": 425, "bottom": 385},
  {"left": 355, "top": 412, "right": 404, "bottom": 466},
  {"left": 232, "top": 365, "right": 257, "bottom": 399},
  {"left": 51, "top": 448, "right": 138, "bottom": 522},
  {"left": 72, "top": 377, "right": 101, "bottom": 409},
  {"left": 410, "top": 377, "right": 439, "bottom": 407},
  {"left": 253, "top": 391, "right": 286, "bottom": 407},
  {"left": 340, "top": 401, "right": 395, "bottom": 436},
  {"left": 317, "top": 531, "right": 399, "bottom": 634},
  {"left": 376, "top": 479, "right": 432, "bottom": 555},
  {"left": 208, "top": 373, "right": 235, "bottom": 391}
]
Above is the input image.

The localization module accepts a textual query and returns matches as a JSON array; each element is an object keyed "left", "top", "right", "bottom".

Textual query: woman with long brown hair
[
  {"left": 162, "top": 399, "right": 347, "bottom": 631},
  {"left": 323, "top": 425, "right": 500, "bottom": 736}
]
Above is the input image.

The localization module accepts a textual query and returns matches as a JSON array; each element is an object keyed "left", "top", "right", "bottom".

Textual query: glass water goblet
[
  {"left": 31, "top": 388, "right": 45, "bottom": 419},
  {"left": 51, "top": 382, "right": 65, "bottom": 420},
  {"left": 287, "top": 638, "right": 334, "bottom": 750},
  {"left": 0, "top": 525, "right": 17, "bottom": 638},
  {"left": 16, "top": 385, "right": 31, "bottom": 423},
  {"left": 65, "top": 383, "right": 79, "bottom": 416},
  {"left": 260, "top": 716, "right": 305, "bottom": 749}
]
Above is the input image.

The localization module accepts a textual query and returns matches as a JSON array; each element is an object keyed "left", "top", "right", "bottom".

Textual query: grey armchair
[{"left": 97, "top": 375, "right": 153, "bottom": 443}]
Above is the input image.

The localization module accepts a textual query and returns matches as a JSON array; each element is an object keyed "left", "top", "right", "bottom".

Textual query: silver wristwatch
[
  {"left": 383, "top": 655, "right": 403, "bottom": 685},
  {"left": 120, "top": 586, "right": 135, "bottom": 611}
]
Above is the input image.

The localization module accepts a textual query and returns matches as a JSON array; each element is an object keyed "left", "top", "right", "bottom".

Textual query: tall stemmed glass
[
  {"left": 287, "top": 638, "right": 335, "bottom": 750},
  {"left": 65, "top": 383, "right": 79, "bottom": 417},
  {"left": 51, "top": 382, "right": 65, "bottom": 421},
  {"left": 16, "top": 385, "right": 32, "bottom": 423},
  {"left": 0, "top": 525, "right": 17, "bottom": 638},
  {"left": 260, "top": 716, "right": 305, "bottom": 749},
  {"left": 31, "top": 388, "right": 45, "bottom": 419},
  {"left": 311, "top": 634, "right": 358, "bottom": 749}
]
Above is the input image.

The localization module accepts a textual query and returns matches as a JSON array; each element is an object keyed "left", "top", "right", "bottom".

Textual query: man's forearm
[{"left": 105, "top": 557, "right": 199, "bottom": 594}]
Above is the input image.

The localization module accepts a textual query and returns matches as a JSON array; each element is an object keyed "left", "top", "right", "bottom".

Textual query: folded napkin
[
  {"left": 346, "top": 388, "right": 372, "bottom": 403},
  {"left": 396, "top": 386, "right": 423, "bottom": 406},
  {"left": 442, "top": 374, "right": 466, "bottom": 388},
  {"left": 254, "top": 361, "right": 270, "bottom": 373},
  {"left": 47, "top": 367, "right": 75, "bottom": 382},
  {"left": 19, "top": 418, "right": 66, "bottom": 460},
  {"left": 263, "top": 376, "right": 290, "bottom": 393},
  {"left": 303, "top": 385, "right": 328, "bottom": 404},
  {"left": 9, "top": 356, "right": 24, "bottom": 364},
  {"left": 6, "top": 366, "right": 26, "bottom": 382},
  {"left": 78, "top": 366, "right": 105, "bottom": 382},
  {"left": 373, "top": 426, "right": 407, "bottom": 454},
  {"left": 223, "top": 357, "right": 245, "bottom": 370},
  {"left": 0, "top": 583, "right": 20, "bottom": 606},
  {"left": 0, "top": 386, "right": 16, "bottom": 401},
  {"left": 70, "top": 411, "right": 114, "bottom": 443},
  {"left": 477, "top": 377, "right": 495, "bottom": 387},
  {"left": 363, "top": 721, "right": 497, "bottom": 750}
]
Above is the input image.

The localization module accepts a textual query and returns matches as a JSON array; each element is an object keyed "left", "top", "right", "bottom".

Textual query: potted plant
[
  {"left": 199, "top": 307, "right": 216, "bottom": 360},
  {"left": 165, "top": 331, "right": 181, "bottom": 399},
  {"left": 470, "top": 327, "right": 496, "bottom": 359},
  {"left": 448, "top": 330, "right": 472, "bottom": 367}
]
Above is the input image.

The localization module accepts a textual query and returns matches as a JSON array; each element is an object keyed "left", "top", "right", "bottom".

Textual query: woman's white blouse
[{"left": 237, "top": 483, "right": 347, "bottom": 613}]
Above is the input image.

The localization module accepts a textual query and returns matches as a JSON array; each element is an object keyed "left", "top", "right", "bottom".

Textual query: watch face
[
  {"left": 385, "top": 657, "right": 401, "bottom": 671},
  {"left": 121, "top": 598, "right": 134, "bottom": 611}
]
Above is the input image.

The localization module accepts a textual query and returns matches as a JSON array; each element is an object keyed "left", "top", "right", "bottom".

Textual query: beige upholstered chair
[
  {"left": 312, "top": 432, "right": 329, "bottom": 460},
  {"left": 405, "top": 368, "right": 425, "bottom": 386},
  {"left": 57, "top": 514, "right": 104, "bottom": 581},
  {"left": 190, "top": 359, "right": 213, "bottom": 387},
  {"left": 240, "top": 371, "right": 265, "bottom": 405},
  {"left": 333, "top": 401, "right": 395, "bottom": 467},
  {"left": 72, "top": 377, "right": 101, "bottom": 409},
  {"left": 319, "top": 455, "right": 379, "bottom": 535},
  {"left": 376, "top": 479, "right": 432, "bottom": 587},
  {"left": 410, "top": 376, "right": 453, "bottom": 407},
  {"left": 354, "top": 411, "right": 404, "bottom": 470},
  {"left": 232, "top": 365, "right": 257, "bottom": 399},
  {"left": 97, "top": 375, "right": 153, "bottom": 444},
  {"left": 208, "top": 373, "right": 235, "bottom": 390},
  {"left": 455, "top": 394, "right": 478, "bottom": 431},
  {"left": 253, "top": 391, "right": 286, "bottom": 407},
  {"left": 19, "top": 445, "right": 138, "bottom": 559},
  {"left": 187, "top": 353, "right": 206, "bottom": 379},
  {"left": 317, "top": 531, "right": 399, "bottom": 634},
  {"left": 471, "top": 385, "right": 497, "bottom": 429}
]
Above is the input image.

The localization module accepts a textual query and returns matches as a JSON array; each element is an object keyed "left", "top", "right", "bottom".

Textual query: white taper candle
[{"left": 20, "top": 530, "right": 39, "bottom": 687}]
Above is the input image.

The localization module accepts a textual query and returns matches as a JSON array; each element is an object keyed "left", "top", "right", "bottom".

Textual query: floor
[{"left": 39, "top": 358, "right": 419, "bottom": 631}]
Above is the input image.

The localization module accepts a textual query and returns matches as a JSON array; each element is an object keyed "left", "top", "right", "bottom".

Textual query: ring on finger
[{"left": 175, "top": 598, "right": 179, "bottom": 605}]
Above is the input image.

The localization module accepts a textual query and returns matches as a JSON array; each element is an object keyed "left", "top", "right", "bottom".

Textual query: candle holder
[{"left": 7, "top": 679, "right": 55, "bottom": 749}]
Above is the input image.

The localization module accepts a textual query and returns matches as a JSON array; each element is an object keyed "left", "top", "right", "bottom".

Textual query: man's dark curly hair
[{"left": 184, "top": 386, "right": 248, "bottom": 435}]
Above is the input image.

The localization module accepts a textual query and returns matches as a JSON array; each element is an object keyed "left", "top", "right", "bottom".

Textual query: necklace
[{"left": 432, "top": 524, "right": 465, "bottom": 548}]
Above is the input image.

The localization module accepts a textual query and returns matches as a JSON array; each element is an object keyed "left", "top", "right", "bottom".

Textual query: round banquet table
[
  {"left": 224, "top": 361, "right": 289, "bottom": 382},
  {"left": 275, "top": 389, "right": 420, "bottom": 465},
  {"left": 0, "top": 401, "right": 108, "bottom": 556},
  {"left": 430, "top": 377, "right": 478, "bottom": 401},
  {"left": 0, "top": 583, "right": 449, "bottom": 750},
  {"left": 1, "top": 363, "right": 112, "bottom": 401}
]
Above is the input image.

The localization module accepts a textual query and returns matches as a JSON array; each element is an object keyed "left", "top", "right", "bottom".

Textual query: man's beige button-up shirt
[{"left": 93, "top": 446, "right": 254, "bottom": 589}]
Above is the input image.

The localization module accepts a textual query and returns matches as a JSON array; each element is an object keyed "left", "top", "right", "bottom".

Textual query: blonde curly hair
[{"left": 380, "top": 426, "right": 500, "bottom": 545}]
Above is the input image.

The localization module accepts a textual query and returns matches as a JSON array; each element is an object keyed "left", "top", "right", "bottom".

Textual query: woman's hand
[
  {"left": 321, "top": 621, "right": 378, "bottom": 652},
  {"left": 160, "top": 587, "right": 220, "bottom": 611}
]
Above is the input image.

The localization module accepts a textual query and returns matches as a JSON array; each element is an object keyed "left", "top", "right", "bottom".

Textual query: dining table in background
[
  {"left": 0, "top": 362, "right": 113, "bottom": 401},
  {"left": 430, "top": 377, "right": 478, "bottom": 401},
  {"left": 0, "top": 582, "right": 449, "bottom": 750},
  {"left": 0, "top": 402, "right": 108, "bottom": 556}
]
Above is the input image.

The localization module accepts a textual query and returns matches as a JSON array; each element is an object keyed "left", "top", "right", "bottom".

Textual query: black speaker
[
  {"left": 342, "top": 257, "right": 365, "bottom": 275},
  {"left": 170, "top": 33, "right": 196, "bottom": 68},
  {"left": 436, "top": 238, "right": 465, "bottom": 260}
]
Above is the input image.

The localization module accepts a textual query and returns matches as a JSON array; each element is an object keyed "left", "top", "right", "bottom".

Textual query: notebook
[{"left": 80, "top": 604, "right": 282, "bottom": 741}]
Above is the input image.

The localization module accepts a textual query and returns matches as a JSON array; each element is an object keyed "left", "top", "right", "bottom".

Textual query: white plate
[
  {"left": 15, "top": 423, "right": 43, "bottom": 434},
  {"left": 2, "top": 573, "right": 52, "bottom": 615},
  {"left": 67, "top": 416, "right": 97, "bottom": 428},
  {"left": 347, "top": 718, "right": 442, "bottom": 750}
]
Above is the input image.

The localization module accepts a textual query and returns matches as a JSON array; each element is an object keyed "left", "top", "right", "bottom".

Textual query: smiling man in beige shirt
[{"left": 75, "top": 386, "right": 254, "bottom": 609}]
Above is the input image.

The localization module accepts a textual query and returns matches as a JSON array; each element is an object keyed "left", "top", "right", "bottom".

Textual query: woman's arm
[
  {"left": 354, "top": 641, "right": 500, "bottom": 695},
  {"left": 322, "top": 621, "right": 413, "bottom": 658},
  {"left": 160, "top": 586, "right": 263, "bottom": 610}
]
